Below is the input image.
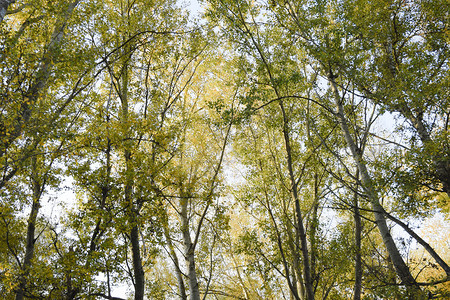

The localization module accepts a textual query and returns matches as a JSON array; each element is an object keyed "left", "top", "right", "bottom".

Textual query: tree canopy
[{"left": 0, "top": 0, "right": 448, "bottom": 299}]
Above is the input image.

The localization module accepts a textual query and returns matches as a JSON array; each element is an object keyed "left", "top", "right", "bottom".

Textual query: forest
[{"left": 0, "top": 0, "right": 449, "bottom": 299}]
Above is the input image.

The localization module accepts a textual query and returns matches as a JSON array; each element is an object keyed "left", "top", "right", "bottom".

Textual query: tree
[
  {"left": 0, "top": 0, "right": 15, "bottom": 23},
  {"left": 65, "top": 1, "right": 209, "bottom": 299},
  {"left": 0, "top": 0, "right": 448, "bottom": 298},
  {"left": 0, "top": 0, "right": 97, "bottom": 189},
  {"left": 338, "top": 0, "right": 449, "bottom": 197},
  {"left": 151, "top": 43, "right": 235, "bottom": 299},
  {"left": 0, "top": 1, "right": 101, "bottom": 298},
  {"left": 264, "top": 0, "right": 448, "bottom": 296}
]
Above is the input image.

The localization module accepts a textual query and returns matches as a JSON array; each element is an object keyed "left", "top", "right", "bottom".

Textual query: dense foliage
[{"left": 0, "top": 0, "right": 448, "bottom": 299}]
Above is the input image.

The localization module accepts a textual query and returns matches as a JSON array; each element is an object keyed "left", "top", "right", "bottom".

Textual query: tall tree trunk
[
  {"left": 284, "top": 229, "right": 305, "bottom": 300},
  {"left": 383, "top": 40, "right": 450, "bottom": 197},
  {"left": 266, "top": 192, "right": 300, "bottom": 300},
  {"left": 328, "top": 75, "right": 423, "bottom": 296},
  {"left": 120, "top": 54, "right": 144, "bottom": 300},
  {"left": 163, "top": 212, "right": 187, "bottom": 300},
  {"left": 353, "top": 171, "right": 362, "bottom": 300},
  {"left": 279, "top": 100, "right": 314, "bottom": 300},
  {"left": 290, "top": 265, "right": 298, "bottom": 300},
  {"left": 176, "top": 116, "right": 231, "bottom": 300},
  {"left": 286, "top": 215, "right": 305, "bottom": 300},
  {"left": 309, "top": 172, "right": 319, "bottom": 290},
  {"left": 15, "top": 156, "right": 41, "bottom": 300},
  {"left": 180, "top": 190, "right": 200, "bottom": 300},
  {"left": 229, "top": 11, "right": 313, "bottom": 297},
  {"left": 383, "top": 211, "right": 450, "bottom": 278},
  {"left": 130, "top": 221, "right": 145, "bottom": 300}
]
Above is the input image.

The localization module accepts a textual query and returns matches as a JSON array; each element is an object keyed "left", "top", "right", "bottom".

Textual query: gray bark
[
  {"left": 279, "top": 100, "right": 314, "bottom": 300},
  {"left": 15, "top": 156, "right": 41, "bottom": 300},
  {"left": 178, "top": 118, "right": 231, "bottom": 300},
  {"left": 120, "top": 50, "right": 144, "bottom": 300},
  {"left": 180, "top": 192, "right": 200, "bottom": 300},
  {"left": 310, "top": 173, "right": 319, "bottom": 289},
  {"left": 384, "top": 37, "right": 449, "bottom": 197},
  {"left": 383, "top": 211, "right": 450, "bottom": 278},
  {"left": 265, "top": 192, "right": 300, "bottom": 300},
  {"left": 125, "top": 121, "right": 144, "bottom": 300},
  {"left": 285, "top": 214, "right": 305, "bottom": 300},
  {"left": 163, "top": 216, "right": 187, "bottom": 300},
  {"left": 130, "top": 223, "right": 145, "bottom": 300},
  {"left": 230, "top": 10, "right": 313, "bottom": 298},
  {"left": 328, "top": 75, "right": 418, "bottom": 288},
  {"left": 353, "top": 172, "right": 362, "bottom": 300},
  {"left": 0, "top": 0, "right": 14, "bottom": 23}
]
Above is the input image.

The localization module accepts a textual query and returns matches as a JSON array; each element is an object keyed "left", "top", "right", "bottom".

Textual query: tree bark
[
  {"left": 265, "top": 191, "right": 300, "bottom": 300},
  {"left": 279, "top": 100, "right": 314, "bottom": 300},
  {"left": 15, "top": 156, "right": 41, "bottom": 300},
  {"left": 285, "top": 214, "right": 305, "bottom": 300},
  {"left": 383, "top": 211, "right": 450, "bottom": 278},
  {"left": 130, "top": 222, "right": 145, "bottom": 300},
  {"left": 0, "top": 0, "right": 14, "bottom": 23},
  {"left": 383, "top": 39, "right": 450, "bottom": 197},
  {"left": 180, "top": 191, "right": 200, "bottom": 300},
  {"left": 163, "top": 213, "right": 187, "bottom": 300},
  {"left": 120, "top": 49, "right": 144, "bottom": 300},
  {"left": 328, "top": 74, "right": 421, "bottom": 292},
  {"left": 310, "top": 172, "right": 319, "bottom": 290},
  {"left": 353, "top": 171, "right": 362, "bottom": 300}
]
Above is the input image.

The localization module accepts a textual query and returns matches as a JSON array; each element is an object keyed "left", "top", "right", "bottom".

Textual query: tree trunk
[
  {"left": 284, "top": 202, "right": 305, "bottom": 300},
  {"left": 120, "top": 50, "right": 144, "bottom": 300},
  {"left": 0, "top": 0, "right": 14, "bottom": 23},
  {"left": 383, "top": 211, "right": 450, "bottom": 278},
  {"left": 353, "top": 172, "right": 362, "bottom": 300},
  {"left": 15, "top": 156, "right": 41, "bottom": 300},
  {"left": 180, "top": 192, "right": 200, "bottom": 300},
  {"left": 383, "top": 40, "right": 449, "bottom": 197},
  {"left": 130, "top": 222, "right": 145, "bottom": 300},
  {"left": 310, "top": 172, "right": 319, "bottom": 289},
  {"left": 329, "top": 75, "right": 422, "bottom": 295},
  {"left": 266, "top": 193, "right": 300, "bottom": 300},
  {"left": 163, "top": 214, "right": 187, "bottom": 300},
  {"left": 279, "top": 100, "right": 314, "bottom": 300}
]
